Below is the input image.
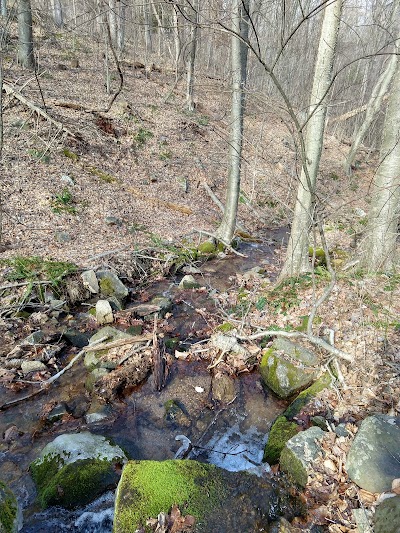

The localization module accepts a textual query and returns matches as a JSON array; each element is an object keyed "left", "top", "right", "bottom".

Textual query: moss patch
[
  {"left": 0, "top": 481, "right": 17, "bottom": 533},
  {"left": 197, "top": 241, "right": 216, "bottom": 255},
  {"left": 114, "top": 460, "right": 225, "bottom": 532},
  {"left": 30, "top": 457, "right": 120, "bottom": 509},
  {"left": 280, "top": 447, "right": 308, "bottom": 488},
  {"left": 284, "top": 372, "right": 332, "bottom": 420},
  {"left": 263, "top": 416, "right": 298, "bottom": 464}
]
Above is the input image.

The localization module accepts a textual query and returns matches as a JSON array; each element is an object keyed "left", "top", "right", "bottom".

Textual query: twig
[
  {"left": 118, "top": 339, "right": 151, "bottom": 366},
  {"left": 84, "top": 334, "right": 152, "bottom": 353}
]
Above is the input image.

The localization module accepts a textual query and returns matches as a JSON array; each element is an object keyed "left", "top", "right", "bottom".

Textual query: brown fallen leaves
[{"left": 144, "top": 505, "right": 195, "bottom": 533}]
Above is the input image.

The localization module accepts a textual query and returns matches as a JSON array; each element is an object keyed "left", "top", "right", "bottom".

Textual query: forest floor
[{"left": 1, "top": 27, "right": 400, "bottom": 532}]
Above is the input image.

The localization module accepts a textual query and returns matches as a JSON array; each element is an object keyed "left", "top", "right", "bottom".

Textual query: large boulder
[
  {"left": 280, "top": 427, "right": 324, "bottom": 487},
  {"left": 374, "top": 495, "right": 400, "bottom": 533},
  {"left": 114, "top": 460, "right": 305, "bottom": 532},
  {"left": 346, "top": 415, "right": 400, "bottom": 493},
  {"left": 30, "top": 432, "right": 127, "bottom": 509},
  {"left": 259, "top": 338, "right": 319, "bottom": 399},
  {"left": 0, "top": 481, "right": 20, "bottom": 533}
]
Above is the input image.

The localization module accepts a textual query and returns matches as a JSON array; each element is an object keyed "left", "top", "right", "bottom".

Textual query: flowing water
[{"left": 0, "top": 229, "right": 290, "bottom": 532}]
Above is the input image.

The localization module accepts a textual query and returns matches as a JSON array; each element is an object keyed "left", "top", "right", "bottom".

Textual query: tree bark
[
  {"left": 361, "top": 53, "right": 400, "bottom": 271},
  {"left": 1, "top": 0, "right": 7, "bottom": 18},
  {"left": 18, "top": 0, "right": 35, "bottom": 70},
  {"left": 344, "top": 50, "right": 398, "bottom": 175},
  {"left": 52, "top": 0, "right": 63, "bottom": 28},
  {"left": 186, "top": 0, "right": 199, "bottom": 111},
  {"left": 280, "top": 0, "right": 343, "bottom": 278},
  {"left": 215, "top": 0, "right": 250, "bottom": 244}
]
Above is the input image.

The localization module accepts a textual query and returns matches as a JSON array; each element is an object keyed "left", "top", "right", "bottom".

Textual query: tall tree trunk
[
  {"left": 361, "top": 54, "right": 400, "bottom": 271},
  {"left": 117, "top": 0, "right": 126, "bottom": 52},
  {"left": 144, "top": 0, "right": 152, "bottom": 55},
  {"left": 18, "top": 0, "right": 35, "bottom": 70},
  {"left": 280, "top": 0, "right": 343, "bottom": 278},
  {"left": 186, "top": 0, "right": 199, "bottom": 111},
  {"left": 173, "top": 5, "right": 181, "bottom": 78},
  {"left": 108, "top": 0, "right": 117, "bottom": 46},
  {"left": 52, "top": 0, "right": 63, "bottom": 28},
  {"left": 215, "top": 0, "right": 250, "bottom": 244},
  {"left": 1, "top": 0, "right": 7, "bottom": 18}
]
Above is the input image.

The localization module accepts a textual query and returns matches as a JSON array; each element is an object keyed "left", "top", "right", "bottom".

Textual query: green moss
[
  {"left": 284, "top": 372, "right": 332, "bottom": 420},
  {"left": 280, "top": 447, "right": 308, "bottom": 487},
  {"left": 0, "top": 481, "right": 17, "bottom": 533},
  {"left": 308, "top": 247, "right": 326, "bottom": 266},
  {"left": 263, "top": 416, "right": 298, "bottom": 464},
  {"left": 62, "top": 148, "right": 79, "bottom": 161},
  {"left": 99, "top": 277, "right": 114, "bottom": 297},
  {"left": 88, "top": 166, "right": 116, "bottom": 183},
  {"left": 31, "top": 457, "right": 120, "bottom": 509},
  {"left": 114, "top": 460, "right": 225, "bottom": 532},
  {"left": 2, "top": 256, "right": 76, "bottom": 284},
  {"left": 217, "top": 322, "right": 234, "bottom": 333},
  {"left": 197, "top": 241, "right": 216, "bottom": 255}
]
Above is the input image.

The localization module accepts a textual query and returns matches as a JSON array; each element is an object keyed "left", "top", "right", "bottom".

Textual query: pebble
[{"left": 21, "top": 360, "right": 47, "bottom": 374}]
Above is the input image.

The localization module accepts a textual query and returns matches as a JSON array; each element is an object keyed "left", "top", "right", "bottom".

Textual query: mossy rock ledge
[
  {"left": 30, "top": 432, "right": 127, "bottom": 509},
  {"left": 114, "top": 459, "right": 305, "bottom": 533},
  {"left": 259, "top": 338, "right": 319, "bottom": 399},
  {"left": 0, "top": 481, "right": 20, "bottom": 533}
]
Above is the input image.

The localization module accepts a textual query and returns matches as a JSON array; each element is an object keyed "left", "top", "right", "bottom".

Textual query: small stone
[
  {"left": 97, "top": 270, "right": 129, "bottom": 301},
  {"left": 81, "top": 270, "right": 99, "bottom": 294},
  {"left": 22, "top": 330, "right": 45, "bottom": 345},
  {"left": 95, "top": 300, "right": 113, "bottom": 325},
  {"left": 178, "top": 275, "right": 201, "bottom": 289},
  {"left": 182, "top": 265, "right": 202, "bottom": 274},
  {"left": 47, "top": 403, "right": 69, "bottom": 423},
  {"left": 104, "top": 216, "right": 122, "bottom": 226},
  {"left": 21, "top": 360, "right": 47, "bottom": 374},
  {"left": 3, "top": 358, "right": 22, "bottom": 370},
  {"left": 334, "top": 423, "right": 350, "bottom": 437},
  {"left": 354, "top": 207, "right": 366, "bottom": 218},
  {"left": 323, "top": 458, "right": 337, "bottom": 474},
  {"left": 4, "top": 425, "right": 20, "bottom": 443},
  {"left": 85, "top": 403, "right": 113, "bottom": 424},
  {"left": 211, "top": 374, "right": 236, "bottom": 403},
  {"left": 55, "top": 231, "right": 72, "bottom": 243},
  {"left": 61, "top": 174, "right": 74, "bottom": 186}
]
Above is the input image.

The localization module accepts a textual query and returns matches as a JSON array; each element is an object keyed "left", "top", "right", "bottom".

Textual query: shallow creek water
[{"left": 0, "top": 229, "right": 290, "bottom": 532}]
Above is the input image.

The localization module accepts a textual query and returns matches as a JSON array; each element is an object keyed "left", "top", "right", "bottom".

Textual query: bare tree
[
  {"left": 280, "top": 0, "right": 343, "bottom": 278},
  {"left": 360, "top": 52, "right": 400, "bottom": 271},
  {"left": 52, "top": 0, "right": 64, "bottom": 27},
  {"left": 186, "top": 0, "right": 199, "bottom": 111},
  {"left": 18, "top": 0, "right": 35, "bottom": 70},
  {"left": 215, "top": 0, "right": 250, "bottom": 244},
  {"left": 1, "top": 0, "right": 7, "bottom": 18}
]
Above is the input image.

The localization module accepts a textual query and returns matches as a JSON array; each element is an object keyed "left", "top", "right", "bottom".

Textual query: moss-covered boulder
[
  {"left": 280, "top": 427, "right": 324, "bottom": 487},
  {"left": 283, "top": 372, "right": 332, "bottom": 420},
  {"left": 0, "top": 481, "right": 19, "bottom": 533},
  {"left": 263, "top": 416, "right": 299, "bottom": 465},
  {"left": 114, "top": 460, "right": 305, "bottom": 533},
  {"left": 374, "top": 495, "right": 400, "bottom": 533},
  {"left": 259, "top": 338, "right": 319, "bottom": 399},
  {"left": 96, "top": 270, "right": 129, "bottom": 303},
  {"left": 30, "top": 432, "right": 127, "bottom": 509}
]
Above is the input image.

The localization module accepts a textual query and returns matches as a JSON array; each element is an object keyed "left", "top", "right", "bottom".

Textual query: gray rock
[
  {"left": 334, "top": 423, "right": 350, "bottom": 438},
  {"left": 178, "top": 275, "right": 201, "bottom": 289},
  {"left": 61, "top": 174, "right": 74, "bottom": 186},
  {"left": 85, "top": 403, "right": 113, "bottom": 424},
  {"left": 280, "top": 427, "right": 324, "bottom": 487},
  {"left": 95, "top": 300, "right": 113, "bottom": 325},
  {"left": 85, "top": 368, "right": 110, "bottom": 392},
  {"left": 242, "top": 266, "right": 265, "bottom": 280},
  {"left": 212, "top": 373, "right": 237, "bottom": 403},
  {"left": 63, "top": 329, "right": 90, "bottom": 348},
  {"left": 22, "top": 330, "right": 45, "bottom": 345},
  {"left": 97, "top": 270, "right": 129, "bottom": 301},
  {"left": 374, "top": 495, "right": 400, "bottom": 533},
  {"left": 105, "top": 216, "right": 122, "bottom": 226},
  {"left": 3, "top": 359, "right": 22, "bottom": 370},
  {"left": 81, "top": 270, "right": 99, "bottom": 294},
  {"left": 259, "top": 338, "right": 319, "bottom": 399},
  {"left": 54, "top": 231, "right": 72, "bottom": 243},
  {"left": 21, "top": 360, "right": 47, "bottom": 375},
  {"left": 150, "top": 296, "right": 172, "bottom": 316},
  {"left": 47, "top": 403, "right": 69, "bottom": 423},
  {"left": 346, "top": 415, "right": 400, "bottom": 493}
]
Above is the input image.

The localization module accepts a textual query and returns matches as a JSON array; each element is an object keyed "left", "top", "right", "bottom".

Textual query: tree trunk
[
  {"left": 1, "top": 0, "right": 7, "bottom": 18},
  {"left": 108, "top": 0, "right": 117, "bottom": 46},
  {"left": 52, "top": 0, "right": 63, "bottom": 28},
  {"left": 18, "top": 0, "right": 35, "bottom": 70},
  {"left": 361, "top": 54, "right": 400, "bottom": 271},
  {"left": 144, "top": 0, "right": 152, "bottom": 55},
  {"left": 280, "top": 0, "right": 343, "bottom": 278},
  {"left": 344, "top": 48, "right": 398, "bottom": 175},
  {"left": 186, "top": 0, "right": 199, "bottom": 111},
  {"left": 117, "top": 0, "right": 126, "bottom": 52},
  {"left": 215, "top": 0, "right": 250, "bottom": 244}
]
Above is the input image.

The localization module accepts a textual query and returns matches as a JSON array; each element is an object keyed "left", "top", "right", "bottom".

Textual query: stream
[{"left": 0, "top": 229, "right": 290, "bottom": 532}]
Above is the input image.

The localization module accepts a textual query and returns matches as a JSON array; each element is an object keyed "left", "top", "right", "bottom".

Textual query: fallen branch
[
  {"left": 3, "top": 82, "right": 76, "bottom": 138},
  {"left": 85, "top": 334, "right": 153, "bottom": 353},
  {"left": 0, "top": 335, "right": 109, "bottom": 410},
  {"left": 127, "top": 187, "right": 193, "bottom": 215},
  {"left": 235, "top": 330, "right": 354, "bottom": 363}
]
